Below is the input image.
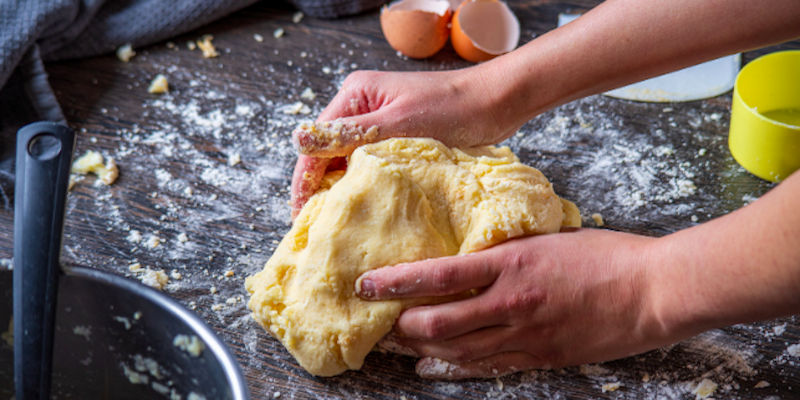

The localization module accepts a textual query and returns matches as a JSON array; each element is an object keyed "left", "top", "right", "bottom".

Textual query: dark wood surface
[{"left": 1, "top": 1, "right": 799, "bottom": 399}]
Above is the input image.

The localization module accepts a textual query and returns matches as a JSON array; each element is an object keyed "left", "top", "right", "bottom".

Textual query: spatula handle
[{"left": 14, "top": 122, "right": 75, "bottom": 400}]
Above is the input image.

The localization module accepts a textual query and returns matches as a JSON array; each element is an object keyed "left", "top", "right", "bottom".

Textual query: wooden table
[{"left": 1, "top": 1, "right": 799, "bottom": 399}]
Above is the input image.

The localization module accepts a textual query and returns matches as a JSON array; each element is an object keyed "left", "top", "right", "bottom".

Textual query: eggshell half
[
  {"left": 381, "top": 0, "right": 452, "bottom": 59},
  {"left": 451, "top": 0, "right": 520, "bottom": 63}
]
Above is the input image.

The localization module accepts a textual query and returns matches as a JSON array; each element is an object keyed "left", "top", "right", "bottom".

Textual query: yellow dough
[{"left": 245, "top": 138, "right": 580, "bottom": 376}]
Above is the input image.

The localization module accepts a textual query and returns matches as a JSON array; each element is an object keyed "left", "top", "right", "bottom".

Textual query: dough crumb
[
  {"left": 300, "top": 87, "right": 316, "bottom": 101},
  {"left": 273, "top": 391, "right": 282, "bottom": 398},
  {"left": 127, "top": 230, "right": 143, "bottom": 244},
  {"left": 170, "top": 270, "right": 182, "bottom": 280},
  {"left": 113, "top": 316, "right": 131, "bottom": 330},
  {"left": 73, "top": 325, "right": 92, "bottom": 341},
  {"left": 253, "top": 33, "right": 264, "bottom": 42},
  {"left": 774, "top": 323, "right": 787, "bottom": 336},
  {"left": 71, "top": 150, "right": 119, "bottom": 185},
  {"left": 187, "top": 41, "right": 197, "bottom": 51},
  {"left": 177, "top": 232, "right": 189, "bottom": 243},
  {"left": 116, "top": 44, "right": 136, "bottom": 62},
  {"left": 754, "top": 381, "right": 770, "bottom": 388},
  {"left": 273, "top": 28, "right": 284, "bottom": 38},
  {"left": 148, "top": 74, "right": 169, "bottom": 94},
  {"left": 129, "top": 266, "right": 169, "bottom": 290},
  {"left": 196, "top": 35, "right": 219, "bottom": 58},
  {"left": 173, "top": 334, "right": 205, "bottom": 357},
  {"left": 187, "top": 393, "right": 206, "bottom": 400},
  {"left": 292, "top": 11, "right": 304, "bottom": 23},
  {"left": 122, "top": 363, "right": 149, "bottom": 384},
  {"left": 224, "top": 270, "right": 234, "bottom": 277},
  {"left": 279, "top": 102, "right": 311, "bottom": 115},
  {"left": 601, "top": 382, "right": 621, "bottom": 393},
  {"left": 128, "top": 262, "right": 143, "bottom": 272},
  {"left": 787, "top": 343, "right": 800, "bottom": 357},
  {"left": 145, "top": 234, "right": 164, "bottom": 249},
  {"left": 591, "top": 213, "right": 604, "bottom": 227},
  {"left": 228, "top": 153, "right": 241, "bottom": 167},
  {"left": 691, "top": 215, "right": 699, "bottom": 222},
  {"left": 692, "top": 378, "right": 717, "bottom": 399}
]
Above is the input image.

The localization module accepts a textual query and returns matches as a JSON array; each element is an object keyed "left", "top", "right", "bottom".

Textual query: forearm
[
  {"left": 474, "top": 0, "right": 800, "bottom": 128},
  {"left": 650, "top": 171, "right": 800, "bottom": 340}
]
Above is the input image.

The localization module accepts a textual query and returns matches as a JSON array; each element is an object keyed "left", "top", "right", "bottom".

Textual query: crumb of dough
[
  {"left": 253, "top": 34, "right": 264, "bottom": 42},
  {"left": 71, "top": 150, "right": 119, "bottom": 185},
  {"left": 774, "top": 323, "right": 787, "bottom": 335},
  {"left": 196, "top": 35, "right": 219, "bottom": 58},
  {"left": 187, "top": 392, "right": 206, "bottom": 400},
  {"left": 113, "top": 316, "right": 131, "bottom": 330},
  {"left": 642, "top": 373, "right": 651, "bottom": 382},
  {"left": 122, "top": 363, "right": 149, "bottom": 384},
  {"left": 691, "top": 215, "right": 698, "bottom": 222},
  {"left": 601, "top": 382, "right": 621, "bottom": 393},
  {"left": 591, "top": 213, "right": 604, "bottom": 227},
  {"left": 273, "top": 28, "right": 284, "bottom": 38},
  {"left": 211, "top": 304, "right": 225, "bottom": 311},
  {"left": 301, "top": 87, "right": 316, "bottom": 100},
  {"left": 133, "top": 311, "right": 142, "bottom": 320},
  {"left": 754, "top": 381, "right": 770, "bottom": 388},
  {"left": 273, "top": 391, "right": 282, "bottom": 398},
  {"left": 145, "top": 234, "right": 163, "bottom": 249},
  {"left": 292, "top": 11, "right": 304, "bottom": 23},
  {"left": 73, "top": 325, "right": 92, "bottom": 341},
  {"left": 788, "top": 343, "right": 800, "bottom": 357},
  {"left": 2, "top": 318, "right": 13, "bottom": 347},
  {"left": 692, "top": 378, "right": 717, "bottom": 399},
  {"left": 171, "top": 270, "right": 182, "bottom": 280},
  {"left": 173, "top": 334, "right": 206, "bottom": 357},
  {"left": 278, "top": 102, "right": 310, "bottom": 115},
  {"left": 131, "top": 267, "right": 169, "bottom": 290},
  {"left": 210, "top": 286, "right": 218, "bottom": 294},
  {"left": 148, "top": 74, "right": 169, "bottom": 94},
  {"left": 224, "top": 270, "right": 234, "bottom": 277},
  {"left": 116, "top": 44, "right": 136, "bottom": 62},
  {"left": 127, "top": 230, "right": 143, "bottom": 244},
  {"left": 187, "top": 41, "right": 196, "bottom": 50},
  {"left": 177, "top": 232, "right": 189, "bottom": 243},
  {"left": 152, "top": 381, "right": 170, "bottom": 395},
  {"left": 166, "top": 42, "right": 175, "bottom": 49},
  {"left": 170, "top": 388, "right": 181, "bottom": 400},
  {"left": 228, "top": 153, "right": 241, "bottom": 167}
]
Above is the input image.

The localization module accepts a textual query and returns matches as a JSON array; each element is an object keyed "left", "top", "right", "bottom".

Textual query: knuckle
[
  {"left": 419, "top": 312, "right": 450, "bottom": 340},
  {"left": 449, "top": 344, "right": 476, "bottom": 363}
]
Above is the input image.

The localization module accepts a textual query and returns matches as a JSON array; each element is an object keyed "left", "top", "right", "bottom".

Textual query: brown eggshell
[
  {"left": 380, "top": 0, "right": 452, "bottom": 59},
  {"left": 451, "top": 0, "right": 520, "bottom": 63}
]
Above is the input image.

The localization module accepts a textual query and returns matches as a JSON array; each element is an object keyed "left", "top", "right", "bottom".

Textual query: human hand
[
  {"left": 290, "top": 67, "right": 525, "bottom": 219},
  {"left": 355, "top": 228, "right": 675, "bottom": 380}
]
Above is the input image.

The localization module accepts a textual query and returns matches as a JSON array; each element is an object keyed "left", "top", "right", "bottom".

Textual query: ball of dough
[{"left": 245, "top": 138, "right": 580, "bottom": 376}]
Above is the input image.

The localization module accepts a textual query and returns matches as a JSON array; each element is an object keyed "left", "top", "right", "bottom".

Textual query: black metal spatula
[{"left": 13, "top": 122, "right": 75, "bottom": 399}]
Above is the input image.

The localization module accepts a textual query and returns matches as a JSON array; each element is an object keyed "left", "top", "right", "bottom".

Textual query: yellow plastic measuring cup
[{"left": 729, "top": 50, "right": 800, "bottom": 182}]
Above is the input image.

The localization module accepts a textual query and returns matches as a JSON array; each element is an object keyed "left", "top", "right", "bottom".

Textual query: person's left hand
[{"left": 355, "top": 228, "right": 675, "bottom": 379}]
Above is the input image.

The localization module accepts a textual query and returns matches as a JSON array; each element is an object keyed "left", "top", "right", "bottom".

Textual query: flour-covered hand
[
  {"left": 290, "top": 68, "right": 523, "bottom": 219},
  {"left": 356, "top": 228, "right": 671, "bottom": 379}
]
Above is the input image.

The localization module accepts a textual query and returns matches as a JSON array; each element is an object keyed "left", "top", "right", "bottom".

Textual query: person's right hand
[{"left": 290, "top": 67, "right": 526, "bottom": 219}]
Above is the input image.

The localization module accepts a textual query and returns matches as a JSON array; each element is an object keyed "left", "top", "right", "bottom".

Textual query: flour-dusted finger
[
  {"left": 355, "top": 252, "right": 501, "bottom": 300},
  {"left": 290, "top": 154, "right": 330, "bottom": 220},
  {"left": 416, "top": 352, "right": 545, "bottom": 380},
  {"left": 393, "top": 294, "right": 507, "bottom": 341},
  {"left": 386, "top": 326, "right": 517, "bottom": 363}
]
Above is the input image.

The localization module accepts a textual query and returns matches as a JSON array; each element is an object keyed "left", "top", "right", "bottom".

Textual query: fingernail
[{"left": 356, "top": 275, "right": 375, "bottom": 299}]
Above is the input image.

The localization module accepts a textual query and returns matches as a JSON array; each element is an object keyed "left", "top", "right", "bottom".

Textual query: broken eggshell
[
  {"left": 452, "top": 0, "right": 520, "bottom": 63},
  {"left": 380, "top": 0, "right": 452, "bottom": 59}
]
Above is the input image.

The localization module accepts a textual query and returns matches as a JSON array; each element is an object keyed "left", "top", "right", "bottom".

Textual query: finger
[
  {"left": 290, "top": 155, "right": 330, "bottom": 220},
  {"left": 292, "top": 117, "right": 383, "bottom": 158},
  {"left": 394, "top": 295, "right": 504, "bottom": 340},
  {"left": 355, "top": 252, "right": 501, "bottom": 300},
  {"left": 383, "top": 327, "right": 516, "bottom": 363},
  {"left": 416, "top": 353, "right": 546, "bottom": 380}
]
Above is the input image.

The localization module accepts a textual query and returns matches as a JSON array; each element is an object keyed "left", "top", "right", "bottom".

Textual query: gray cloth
[{"left": 0, "top": 0, "right": 383, "bottom": 208}]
